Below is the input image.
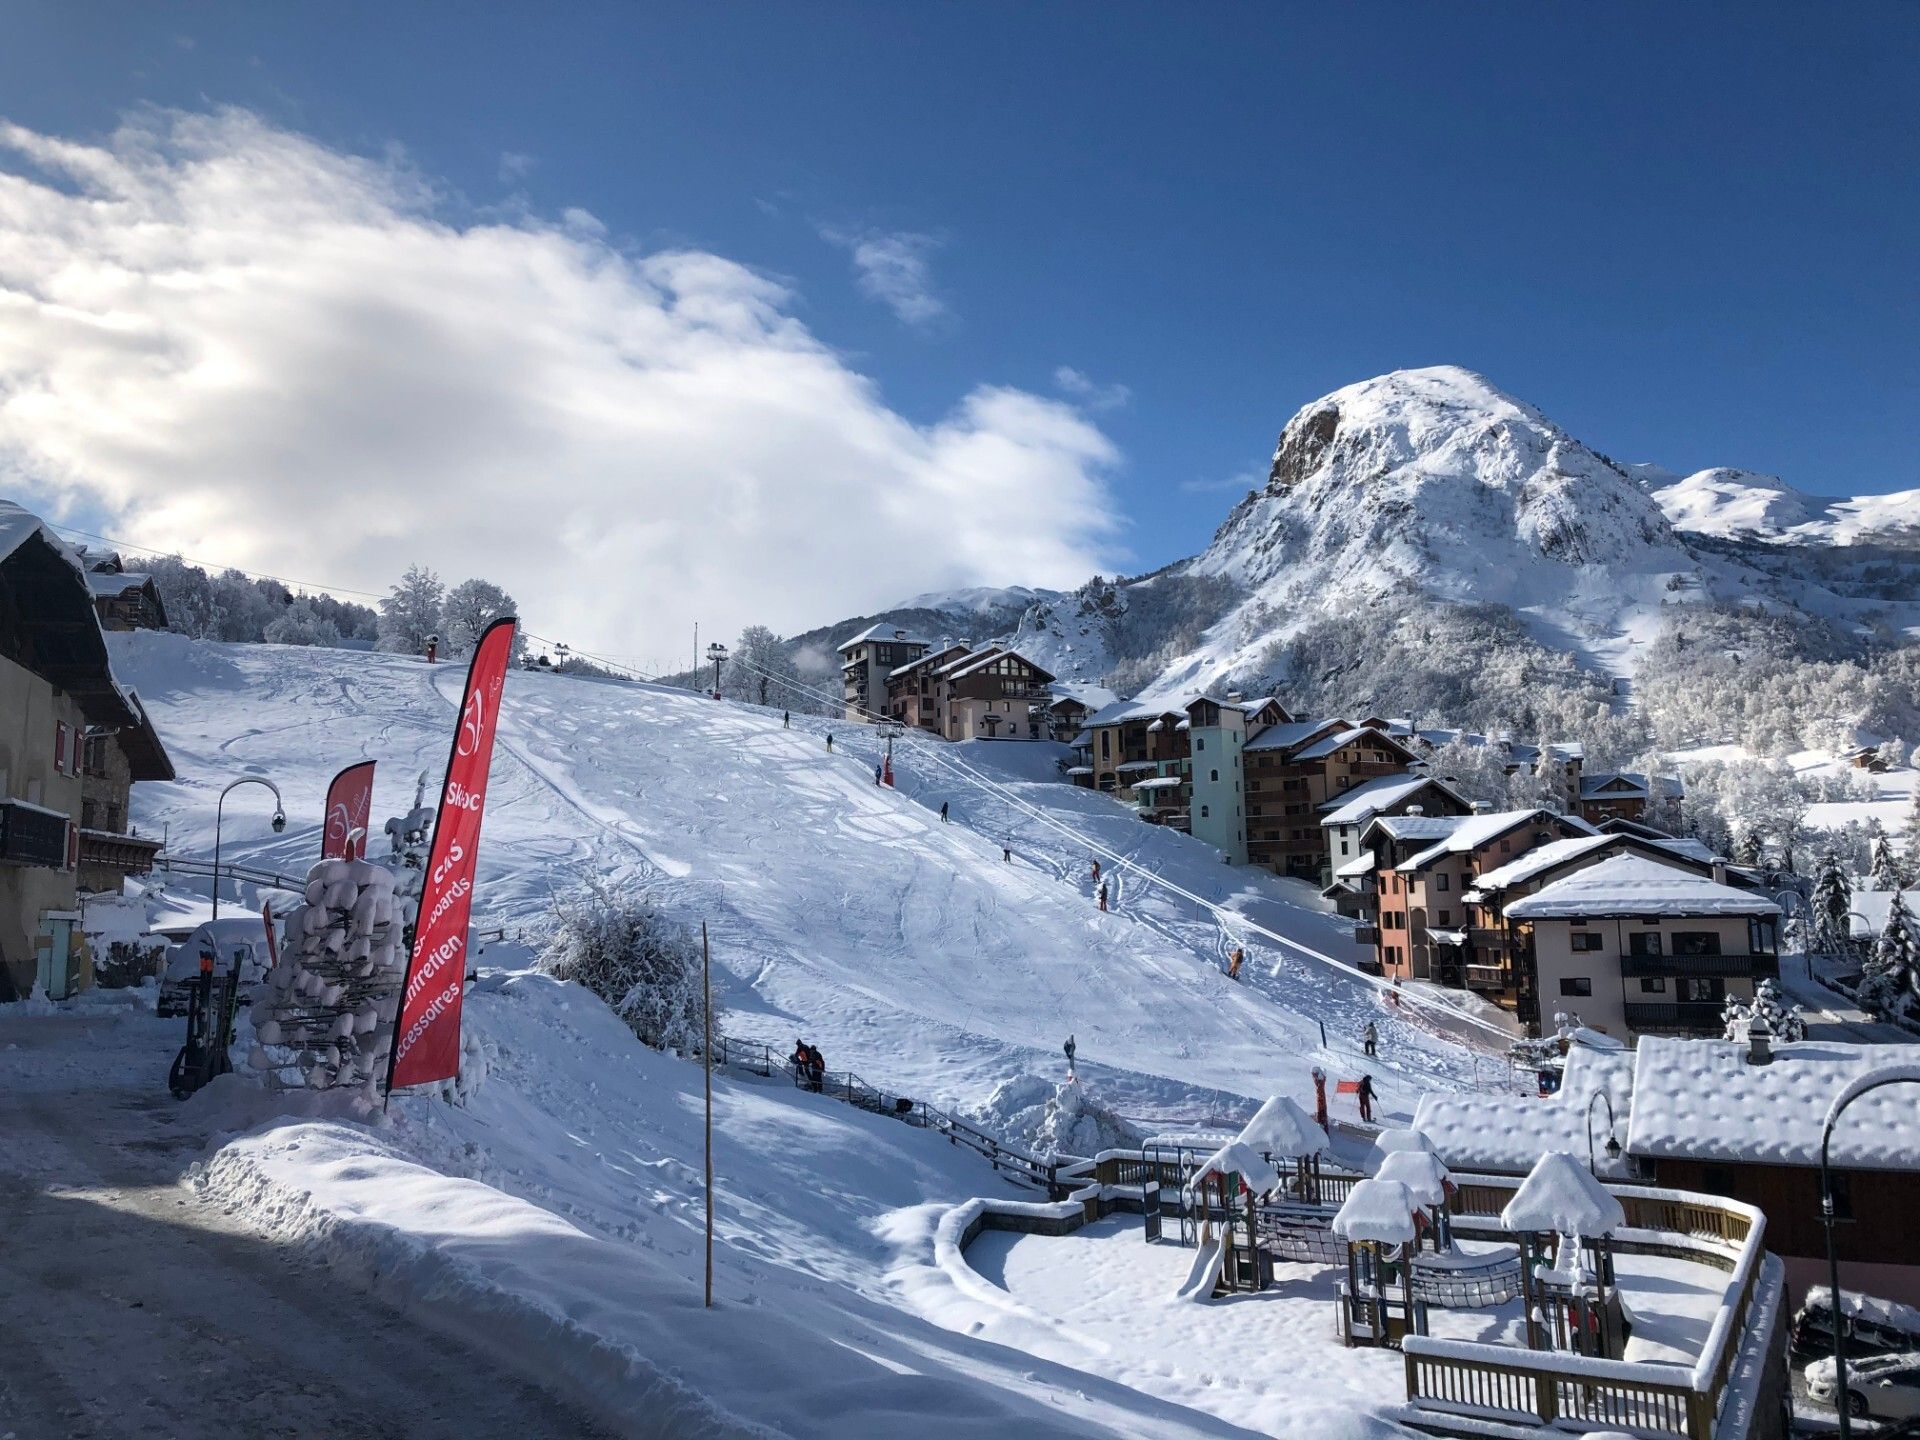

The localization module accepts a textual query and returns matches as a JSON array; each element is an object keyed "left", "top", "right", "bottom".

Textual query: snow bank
[{"left": 965, "top": 1074, "right": 1143, "bottom": 1159}]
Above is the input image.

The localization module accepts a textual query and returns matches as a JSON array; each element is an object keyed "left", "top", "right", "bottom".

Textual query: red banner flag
[
  {"left": 387, "top": 617, "right": 516, "bottom": 1091},
  {"left": 322, "top": 760, "right": 376, "bottom": 861}
]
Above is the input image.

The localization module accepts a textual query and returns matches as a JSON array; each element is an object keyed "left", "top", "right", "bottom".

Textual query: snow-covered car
[
  {"left": 1806, "top": 1351, "right": 1920, "bottom": 1421},
  {"left": 1792, "top": 1286, "right": 1920, "bottom": 1363},
  {"left": 156, "top": 918, "right": 276, "bottom": 1018}
]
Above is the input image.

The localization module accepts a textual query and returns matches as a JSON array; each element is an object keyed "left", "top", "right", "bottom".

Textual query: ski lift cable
[{"left": 714, "top": 651, "right": 1513, "bottom": 1048}]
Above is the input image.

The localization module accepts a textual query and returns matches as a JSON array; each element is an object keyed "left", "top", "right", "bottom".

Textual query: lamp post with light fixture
[
  {"left": 1585, "top": 1088, "right": 1623, "bottom": 1177},
  {"left": 211, "top": 777, "right": 286, "bottom": 923}
]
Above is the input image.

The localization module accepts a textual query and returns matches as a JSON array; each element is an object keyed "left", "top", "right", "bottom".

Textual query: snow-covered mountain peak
[{"left": 1645, "top": 466, "right": 1920, "bottom": 546}]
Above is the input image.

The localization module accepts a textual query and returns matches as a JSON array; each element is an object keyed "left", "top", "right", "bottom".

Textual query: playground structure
[{"left": 1502, "top": 1150, "right": 1631, "bottom": 1360}]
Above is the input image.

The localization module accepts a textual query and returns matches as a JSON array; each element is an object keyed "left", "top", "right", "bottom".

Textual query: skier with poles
[
  {"left": 1227, "top": 947, "right": 1244, "bottom": 980},
  {"left": 1362, "top": 1020, "right": 1377, "bottom": 1057},
  {"left": 1097, "top": 881, "right": 1109, "bottom": 913}
]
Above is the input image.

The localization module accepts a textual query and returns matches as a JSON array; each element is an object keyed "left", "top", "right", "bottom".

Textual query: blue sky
[{"left": 0, "top": 2, "right": 1913, "bottom": 643}]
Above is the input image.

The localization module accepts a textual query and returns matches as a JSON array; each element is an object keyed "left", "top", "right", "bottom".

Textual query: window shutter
[{"left": 66, "top": 820, "right": 79, "bottom": 871}]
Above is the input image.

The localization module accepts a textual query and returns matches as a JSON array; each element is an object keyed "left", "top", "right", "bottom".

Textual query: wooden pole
[{"left": 702, "top": 921, "right": 713, "bottom": 1309}]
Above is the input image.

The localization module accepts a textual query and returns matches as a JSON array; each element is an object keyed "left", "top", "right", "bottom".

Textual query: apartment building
[
  {"left": 883, "top": 642, "right": 1055, "bottom": 741},
  {"left": 1185, "top": 694, "right": 1287, "bottom": 863},
  {"left": 1362, "top": 807, "right": 1593, "bottom": 985},
  {"left": 1079, "top": 698, "right": 1190, "bottom": 795},
  {"left": 1318, "top": 773, "right": 1472, "bottom": 918},
  {"left": 1576, "top": 771, "right": 1685, "bottom": 827},
  {"left": 1505, "top": 854, "right": 1779, "bottom": 1039},
  {"left": 1244, "top": 722, "right": 1417, "bottom": 882},
  {"left": 837, "top": 625, "right": 930, "bottom": 721}
]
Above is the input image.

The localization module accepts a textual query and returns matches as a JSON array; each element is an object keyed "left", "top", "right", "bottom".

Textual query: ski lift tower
[
  {"left": 877, "top": 718, "right": 904, "bottom": 786},
  {"left": 706, "top": 642, "right": 727, "bottom": 700}
]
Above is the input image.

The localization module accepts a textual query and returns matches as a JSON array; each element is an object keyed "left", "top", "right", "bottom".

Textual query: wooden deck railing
[{"left": 1401, "top": 1173, "right": 1769, "bottom": 1440}]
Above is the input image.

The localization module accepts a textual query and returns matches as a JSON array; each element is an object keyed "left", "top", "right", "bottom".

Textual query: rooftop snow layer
[
  {"left": 1505, "top": 855, "right": 1777, "bottom": 919},
  {"left": 1236, "top": 1096, "right": 1328, "bottom": 1160},
  {"left": 1319, "top": 773, "right": 1453, "bottom": 827},
  {"left": 1501, "top": 1152, "right": 1625, "bottom": 1236},
  {"left": 1187, "top": 1140, "right": 1281, "bottom": 1198},
  {"left": 1332, "top": 1178, "right": 1417, "bottom": 1245},
  {"left": 1243, "top": 718, "right": 1343, "bottom": 753},
  {"left": 1626, "top": 1037, "right": 1920, "bottom": 1171},
  {"left": 836, "top": 623, "right": 929, "bottom": 652},
  {"left": 1375, "top": 1150, "right": 1449, "bottom": 1209},
  {"left": 1414, "top": 1044, "right": 1635, "bottom": 1177},
  {"left": 1397, "top": 809, "right": 1572, "bottom": 872}
]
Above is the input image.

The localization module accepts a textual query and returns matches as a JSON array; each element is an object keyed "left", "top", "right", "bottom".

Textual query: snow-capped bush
[
  {"left": 1859, "top": 890, "right": 1918, "bottom": 1023},
  {"left": 1721, "top": 979, "right": 1806, "bottom": 1044},
  {"left": 538, "top": 885, "right": 714, "bottom": 1051}
]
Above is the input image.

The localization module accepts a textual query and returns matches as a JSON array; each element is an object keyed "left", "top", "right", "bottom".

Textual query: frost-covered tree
[
  {"left": 1868, "top": 824, "right": 1903, "bottom": 892},
  {"left": 440, "top": 578, "right": 521, "bottom": 659},
  {"left": 1722, "top": 979, "right": 1807, "bottom": 1043},
  {"left": 1810, "top": 852, "right": 1854, "bottom": 958},
  {"left": 263, "top": 599, "right": 343, "bottom": 647},
  {"left": 1427, "top": 738, "right": 1512, "bottom": 810},
  {"left": 1859, "top": 890, "right": 1917, "bottom": 1022},
  {"left": 720, "top": 625, "right": 804, "bottom": 708},
  {"left": 378, "top": 565, "right": 445, "bottom": 655},
  {"left": 538, "top": 884, "right": 715, "bottom": 1052}
]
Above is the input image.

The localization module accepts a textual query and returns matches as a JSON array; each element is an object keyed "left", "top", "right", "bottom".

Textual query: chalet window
[
  {"left": 1559, "top": 977, "right": 1593, "bottom": 997},
  {"left": 1437, "top": 910, "right": 1451, "bottom": 926},
  {"left": 1196, "top": 737, "right": 1204, "bottom": 751},
  {"left": 1435, "top": 874, "right": 1449, "bottom": 892},
  {"left": 1749, "top": 917, "right": 1777, "bottom": 955},
  {"left": 1628, "top": 932, "right": 1663, "bottom": 958},
  {"left": 1570, "top": 932, "right": 1604, "bottom": 952},
  {"left": 1639, "top": 977, "right": 1668, "bottom": 992},
  {"left": 1679, "top": 977, "right": 1724, "bottom": 1003},
  {"left": 1209, "top": 769, "right": 1219, "bottom": 782},
  {"left": 1672, "top": 932, "right": 1720, "bottom": 956},
  {"left": 1340, "top": 841, "right": 1350, "bottom": 856},
  {"left": 1199, "top": 805, "right": 1209, "bottom": 818},
  {"left": 1499, "top": 839, "right": 1512, "bottom": 854}
]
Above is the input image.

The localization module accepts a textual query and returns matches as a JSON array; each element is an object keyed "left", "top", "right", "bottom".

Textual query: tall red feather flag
[
  {"left": 386, "top": 617, "right": 517, "bottom": 1092},
  {"left": 321, "top": 760, "right": 376, "bottom": 861}
]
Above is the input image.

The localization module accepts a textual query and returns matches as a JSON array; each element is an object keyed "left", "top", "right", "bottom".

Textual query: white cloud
[
  {"left": 1053, "top": 366, "right": 1130, "bottom": 412},
  {"left": 497, "top": 150, "right": 535, "bottom": 184},
  {"left": 0, "top": 110, "right": 1122, "bottom": 660},
  {"left": 820, "top": 226, "right": 948, "bottom": 328},
  {"left": 1180, "top": 469, "right": 1263, "bottom": 495}
]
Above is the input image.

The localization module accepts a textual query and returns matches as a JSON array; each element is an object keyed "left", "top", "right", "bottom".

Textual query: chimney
[
  {"left": 1227, "top": 690, "right": 1244, "bottom": 704},
  {"left": 1406, "top": 805, "right": 1424, "bottom": 817},
  {"left": 1471, "top": 800, "right": 1493, "bottom": 814},
  {"left": 1746, "top": 1013, "right": 1774, "bottom": 1066},
  {"left": 893, "top": 628, "right": 908, "bottom": 642},
  {"left": 1711, "top": 860, "right": 1728, "bottom": 886}
]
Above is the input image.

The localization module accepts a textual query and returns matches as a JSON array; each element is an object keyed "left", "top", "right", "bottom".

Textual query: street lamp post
[
  {"left": 1585, "top": 1088, "right": 1623, "bottom": 1177},
  {"left": 706, "top": 642, "right": 728, "bottom": 700},
  {"left": 211, "top": 777, "right": 287, "bottom": 923},
  {"left": 1821, "top": 1066, "right": 1920, "bottom": 1438}
]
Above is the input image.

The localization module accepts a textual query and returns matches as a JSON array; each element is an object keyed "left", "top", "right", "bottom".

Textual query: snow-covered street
[{"left": 0, "top": 998, "right": 613, "bottom": 1439}]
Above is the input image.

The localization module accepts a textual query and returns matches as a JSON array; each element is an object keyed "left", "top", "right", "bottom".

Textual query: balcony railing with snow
[
  {"left": 1619, "top": 952, "right": 1780, "bottom": 979},
  {"left": 1398, "top": 1176, "right": 1780, "bottom": 1440}
]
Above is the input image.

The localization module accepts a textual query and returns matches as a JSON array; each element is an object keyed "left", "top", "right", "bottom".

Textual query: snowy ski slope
[{"left": 114, "top": 632, "right": 1488, "bottom": 1130}]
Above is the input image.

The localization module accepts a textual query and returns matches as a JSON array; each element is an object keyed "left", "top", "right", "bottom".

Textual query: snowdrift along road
[{"left": 113, "top": 631, "right": 1485, "bottom": 1130}]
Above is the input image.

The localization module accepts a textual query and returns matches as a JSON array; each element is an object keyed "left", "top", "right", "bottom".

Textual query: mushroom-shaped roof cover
[
  {"left": 1375, "top": 1149, "right": 1450, "bottom": 1209},
  {"left": 1332, "top": 1178, "right": 1418, "bottom": 1245},
  {"left": 1373, "top": 1127, "right": 1435, "bottom": 1157},
  {"left": 1239, "top": 1096, "right": 1329, "bottom": 1159},
  {"left": 1500, "top": 1151, "right": 1626, "bottom": 1237},
  {"left": 1185, "top": 1140, "right": 1281, "bottom": 1200}
]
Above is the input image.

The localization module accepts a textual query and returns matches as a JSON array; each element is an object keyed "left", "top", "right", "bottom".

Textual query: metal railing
[
  {"left": 1620, "top": 953, "right": 1780, "bottom": 979},
  {"left": 152, "top": 852, "right": 308, "bottom": 893},
  {"left": 704, "top": 1034, "right": 1063, "bottom": 1193},
  {"left": 1622, "top": 1000, "right": 1730, "bottom": 1032}
]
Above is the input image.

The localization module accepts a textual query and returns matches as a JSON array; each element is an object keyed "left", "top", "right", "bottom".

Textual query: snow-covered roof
[
  {"left": 1501, "top": 1151, "right": 1625, "bottom": 1236},
  {"left": 836, "top": 624, "right": 929, "bottom": 652},
  {"left": 1187, "top": 1139, "right": 1281, "bottom": 1198},
  {"left": 1064, "top": 766, "right": 1093, "bottom": 776},
  {"left": 1319, "top": 772, "right": 1457, "bottom": 828},
  {"left": 1332, "top": 1178, "right": 1417, "bottom": 1244},
  {"left": 1427, "top": 928, "right": 1467, "bottom": 945},
  {"left": 943, "top": 646, "right": 1054, "bottom": 683},
  {"left": 1366, "top": 813, "right": 1466, "bottom": 844},
  {"left": 1396, "top": 809, "right": 1578, "bottom": 872},
  {"left": 1373, "top": 1128, "right": 1434, "bottom": 1156},
  {"left": 1130, "top": 776, "right": 1183, "bottom": 791},
  {"left": 1413, "top": 1043, "right": 1636, "bottom": 1177},
  {"left": 1115, "top": 760, "right": 1160, "bottom": 773},
  {"left": 1333, "top": 849, "right": 1376, "bottom": 880},
  {"left": 1467, "top": 835, "right": 1620, "bottom": 897},
  {"left": 85, "top": 569, "right": 154, "bottom": 598},
  {"left": 1083, "top": 696, "right": 1188, "bottom": 729},
  {"left": 1236, "top": 1096, "right": 1328, "bottom": 1160},
  {"left": 1243, "top": 718, "right": 1344, "bottom": 753},
  {"left": 889, "top": 645, "right": 967, "bottom": 680},
  {"left": 1578, "top": 771, "right": 1685, "bottom": 802},
  {"left": 1627, "top": 1037, "right": 1920, "bottom": 1172},
  {"left": 1290, "top": 725, "right": 1408, "bottom": 763},
  {"left": 1375, "top": 1149, "right": 1450, "bottom": 1209},
  {"left": 1047, "top": 682, "right": 1118, "bottom": 712},
  {"left": 1506, "top": 855, "right": 1778, "bottom": 919}
]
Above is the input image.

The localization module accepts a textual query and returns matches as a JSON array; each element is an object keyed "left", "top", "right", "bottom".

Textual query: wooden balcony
[
  {"left": 1623, "top": 1001, "right": 1727, "bottom": 1034},
  {"left": 1619, "top": 953, "right": 1779, "bottom": 979}
]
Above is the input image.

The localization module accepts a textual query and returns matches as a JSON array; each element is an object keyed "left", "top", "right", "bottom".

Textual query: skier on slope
[
  {"left": 1227, "top": 947, "right": 1244, "bottom": 980},
  {"left": 1097, "top": 881, "right": 1109, "bottom": 913},
  {"left": 1002, "top": 838, "right": 1012, "bottom": 862},
  {"left": 875, "top": 762, "right": 884, "bottom": 785},
  {"left": 826, "top": 733, "right": 834, "bottom": 753},
  {"left": 939, "top": 801, "right": 949, "bottom": 823},
  {"left": 1091, "top": 859, "right": 1101, "bottom": 885},
  {"left": 783, "top": 711, "right": 790, "bottom": 727},
  {"left": 1311, "top": 1067, "right": 1328, "bottom": 1130},
  {"left": 1362, "top": 1020, "right": 1378, "bottom": 1057},
  {"left": 1356, "top": 1073, "right": 1377, "bottom": 1124}
]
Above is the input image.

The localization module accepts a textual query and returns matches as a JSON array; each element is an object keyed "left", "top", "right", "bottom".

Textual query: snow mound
[{"left": 967, "top": 1074, "right": 1144, "bottom": 1159}]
